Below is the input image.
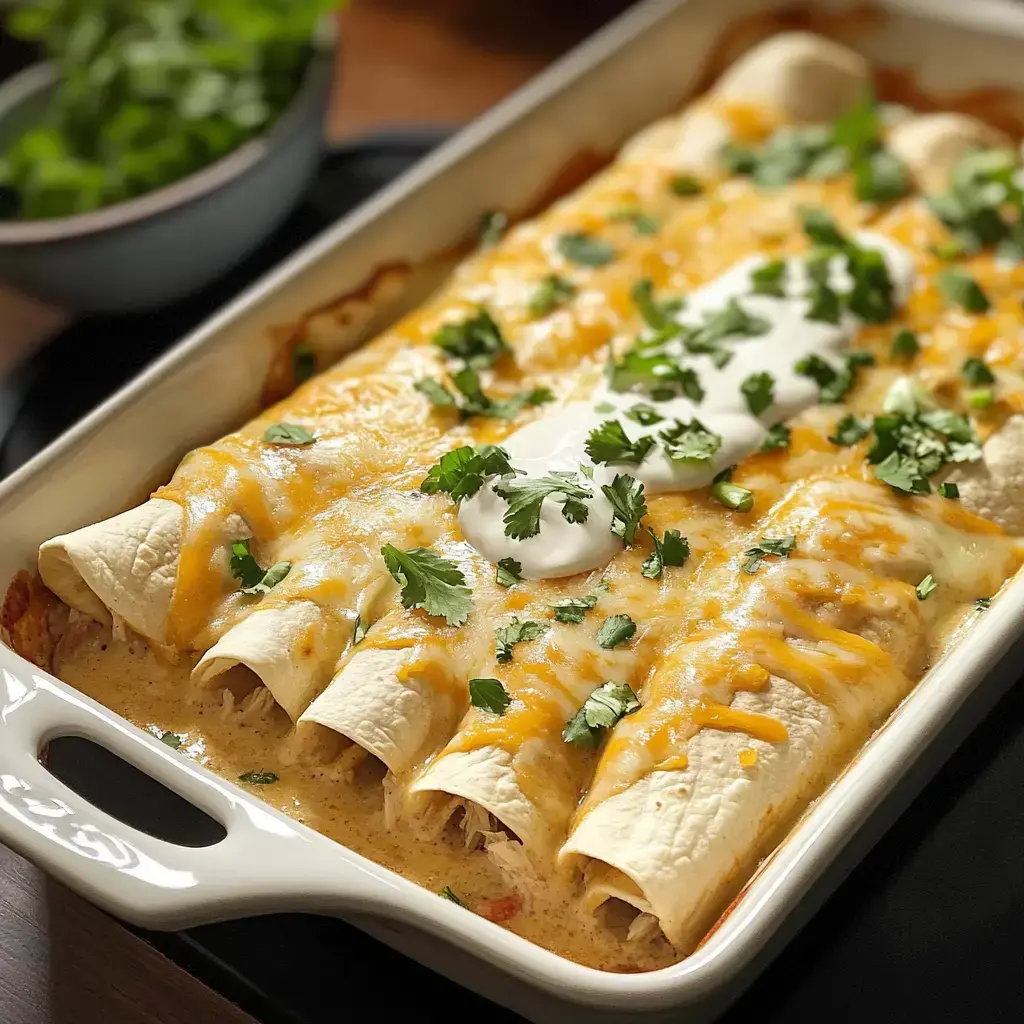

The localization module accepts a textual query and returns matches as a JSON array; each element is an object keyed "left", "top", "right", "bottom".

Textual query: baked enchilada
[{"left": 7, "top": 30, "right": 1024, "bottom": 970}]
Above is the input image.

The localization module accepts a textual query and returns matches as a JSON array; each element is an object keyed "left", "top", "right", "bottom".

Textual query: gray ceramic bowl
[{"left": 0, "top": 26, "right": 335, "bottom": 314}]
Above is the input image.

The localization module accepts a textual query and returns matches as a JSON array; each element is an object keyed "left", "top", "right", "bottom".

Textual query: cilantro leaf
[
  {"left": 596, "top": 614, "right": 636, "bottom": 649},
  {"left": 601, "top": 473, "right": 647, "bottom": 544},
  {"left": 238, "top": 771, "right": 278, "bottom": 786},
  {"left": 938, "top": 482, "right": 960, "bottom": 499},
  {"left": 795, "top": 352, "right": 870, "bottom": 404},
  {"left": 492, "top": 471, "right": 593, "bottom": 540},
  {"left": 829, "top": 414, "right": 871, "bottom": 446},
  {"left": 630, "top": 278, "right": 683, "bottom": 329},
  {"left": 263, "top": 423, "right": 315, "bottom": 446},
  {"left": 160, "top": 732, "right": 182, "bottom": 749},
  {"left": 420, "top": 445, "right": 516, "bottom": 502},
  {"left": 760, "top": 423, "right": 791, "bottom": 452},
  {"left": 805, "top": 281, "right": 842, "bottom": 324},
  {"left": 712, "top": 479, "right": 754, "bottom": 511},
  {"left": 495, "top": 618, "right": 548, "bottom": 663},
  {"left": 641, "top": 527, "right": 690, "bottom": 579},
  {"left": 433, "top": 308, "right": 510, "bottom": 368},
  {"left": 936, "top": 269, "right": 990, "bottom": 314},
  {"left": 495, "top": 557, "right": 522, "bottom": 587},
  {"left": 962, "top": 357, "right": 995, "bottom": 386},
  {"left": 417, "top": 369, "right": 552, "bottom": 421},
  {"left": 607, "top": 344, "right": 705, "bottom": 401},
  {"left": 684, "top": 298, "right": 771, "bottom": 356},
  {"left": 585, "top": 419, "right": 656, "bottom": 465},
  {"left": 557, "top": 232, "right": 617, "bottom": 267},
  {"left": 439, "top": 886, "right": 465, "bottom": 906},
  {"left": 658, "top": 418, "right": 723, "bottom": 464},
  {"left": 751, "top": 259, "right": 787, "bottom": 297},
  {"left": 854, "top": 148, "right": 909, "bottom": 203},
  {"left": 352, "top": 615, "right": 369, "bottom": 645},
  {"left": 562, "top": 682, "right": 641, "bottom": 748},
  {"left": 915, "top": 574, "right": 938, "bottom": 600},
  {"left": 669, "top": 173, "right": 703, "bottom": 196},
  {"left": 623, "top": 403, "right": 664, "bottom": 426},
  {"left": 890, "top": 329, "right": 920, "bottom": 361},
  {"left": 529, "top": 274, "right": 577, "bottom": 317},
  {"left": 469, "top": 677, "right": 512, "bottom": 715},
  {"left": 551, "top": 583, "right": 607, "bottom": 623},
  {"left": 610, "top": 207, "right": 659, "bottom": 235},
  {"left": 742, "top": 535, "right": 796, "bottom": 574},
  {"left": 380, "top": 545, "right": 473, "bottom": 626},
  {"left": 229, "top": 540, "right": 291, "bottom": 596},
  {"left": 478, "top": 210, "right": 508, "bottom": 248},
  {"left": 969, "top": 388, "right": 995, "bottom": 410},
  {"left": 800, "top": 206, "right": 849, "bottom": 248},
  {"left": 740, "top": 372, "right": 775, "bottom": 416},
  {"left": 415, "top": 376, "right": 457, "bottom": 408}
]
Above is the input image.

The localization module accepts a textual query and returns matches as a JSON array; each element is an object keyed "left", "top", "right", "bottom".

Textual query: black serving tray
[{"left": 2, "top": 111, "right": 1023, "bottom": 1024}]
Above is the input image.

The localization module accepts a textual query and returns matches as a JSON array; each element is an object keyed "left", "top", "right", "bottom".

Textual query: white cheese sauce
[{"left": 460, "top": 233, "right": 915, "bottom": 579}]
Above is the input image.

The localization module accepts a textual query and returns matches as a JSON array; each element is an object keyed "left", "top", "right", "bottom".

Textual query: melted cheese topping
[{"left": 27, "top": 40, "right": 1024, "bottom": 973}]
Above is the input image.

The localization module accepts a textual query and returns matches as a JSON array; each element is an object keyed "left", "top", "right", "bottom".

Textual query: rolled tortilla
[
  {"left": 193, "top": 598, "right": 349, "bottom": 722},
  {"left": 560, "top": 477, "right": 1023, "bottom": 950},
  {"left": 621, "top": 32, "right": 869, "bottom": 177},
  {"left": 38, "top": 499, "right": 184, "bottom": 643},
  {"left": 888, "top": 112, "right": 1012, "bottom": 193}
]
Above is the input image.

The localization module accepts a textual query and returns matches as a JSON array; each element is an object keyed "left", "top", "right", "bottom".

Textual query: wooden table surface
[{"left": 0, "top": 3, "right": 628, "bottom": 1022}]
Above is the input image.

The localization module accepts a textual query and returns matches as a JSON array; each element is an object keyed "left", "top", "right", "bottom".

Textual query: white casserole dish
[{"left": 3, "top": 1, "right": 1024, "bottom": 1020}]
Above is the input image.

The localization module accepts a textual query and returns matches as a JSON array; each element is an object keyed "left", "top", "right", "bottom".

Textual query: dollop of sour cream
[{"left": 460, "top": 233, "right": 915, "bottom": 579}]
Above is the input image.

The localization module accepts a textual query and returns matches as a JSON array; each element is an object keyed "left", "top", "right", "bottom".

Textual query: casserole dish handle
[{"left": 0, "top": 651, "right": 396, "bottom": 930}]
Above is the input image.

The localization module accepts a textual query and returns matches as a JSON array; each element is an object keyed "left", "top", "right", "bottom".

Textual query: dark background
[{"left": 1, "top": 3, "right": 1023, "bottom": 1021}]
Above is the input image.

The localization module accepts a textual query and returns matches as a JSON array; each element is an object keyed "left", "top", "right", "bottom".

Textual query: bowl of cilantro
[{"left": 0, "top": 1, "right": 338, "bottom": 313}]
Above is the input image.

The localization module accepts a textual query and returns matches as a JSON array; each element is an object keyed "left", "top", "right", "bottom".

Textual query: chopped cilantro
[
  {"left": 557, "top": 231, "right": 617, "bottom": 267},
  {"left": 528, "top": 274, "right": 577, "bottom": 317},
  {"left": 890, "top": 329, "right": 920, "bottom": 361},
  {"left": 630, "top": 278, "right": 683, "bottom": 329},
  {"left": 742, "top": 536, "right": 796, "bottom": 574},
  {"left": 229, "top": 540, "right": 291, "bottom": 597},
  {"left": 915, "top": 574, "right": 938, "bottom": 601},
  {"left": 433, "top": 308, "right": 510, "bottom": 368},
  {"left": 478, "top": 210, "right": 508, "bottom": 248},
  {"left": 795, "top": 352, "right": 872, "bottom": 404},
  {"left": 601, "top": 473, "right": 647, "bottom": 544},
  {"left": 263, "top": 423, "right": 315, "bottom": 446},
  {"left": 641, "top": 527, "right": 690, "bottom": 579},
  {"left": 610, "top": 207, "right": 659, "bottom": 235},
  {"left": 750, "top": 259, "right": 787, "bottom": 297},
  {"left": 416, "top": 369, "right": 553, "bottom": 421},
  {"left": 624, "top": 403, "right": 664, "bottom": 426},
  {"left": 712, "top": 479, "right": 754, "bottom": 512},
  {"left": 492, "top": 471, "right": 593, "bottom": 539},
  {"left": 684, "top": 298, "right": 771, "bottom": 357},
  {"left": 495, "top": 618, "right": 548, "bottom": 663},
  {"left": 938, "top": 482, "right": 960, "bottom": 499},
  {"left": 962, "top": 357, "right": 995, "bottom": 386},
  {"left": 596, "top": 614, "right": 637, "bottom": 649},
  {"left": 420, "top": 444, "right": 516, "bottom": 502},
  {"left": 854, "top": 148, "right": 908, "bottom": 203},
  {"left": 805, "top": 281, "right": 842, "bottom": 324},
  {"left": 658, "top": 418, "right": 722, "bottom": 464},
  {"left": 469, "top": 677, "right": 512, "bottom": 715},
  {"left": 936, "top": 269, "right": 990, "bottom": 314},
  {"left": 380, "top": 545, "right": 473, "bottom": 626},
  {"left": 238, "top": 771, "right": 278, "bottom": 786},
  {"left": 495, "top": 557, "right": 522, "bottom": 588},
  {"left": 551, "top": 589, "right": 603, "bottom": 624},
  {"left": 562, "top": 681, "right": 641, "bottom": 748},
  {"left": 760, "top": 422, "right": 791, "bottom": 452},
  {"left": 829, "top": 414, "right": 871, "bottom": 446},
  {"left": 160, "top": 732, "right": 182, "bottom": 749},
  {"left": 352, "top": 615, "right": 369, "bottom": 645},
  {"left": 439, "top": 886, "right": 465, "bottom": 906},
  {"left": 969, "top": 388, "right": 995, "bottom": 410},
  {"left": 669, "top": 173, "right": 703, "bottom": 196},
  {"left": 740, "top": 372, "right": 775, "bottom": 416},
  {"left": 585, "top": 419, "right": 656, "bottom": 465}
]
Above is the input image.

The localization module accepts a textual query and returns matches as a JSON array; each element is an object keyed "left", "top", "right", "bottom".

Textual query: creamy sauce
[
  {"left": 54, "top": 628, "right": 678, "bottom": 973},
  {"left": 459, "top": 235, "right": 915, "bottom": 578}
]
